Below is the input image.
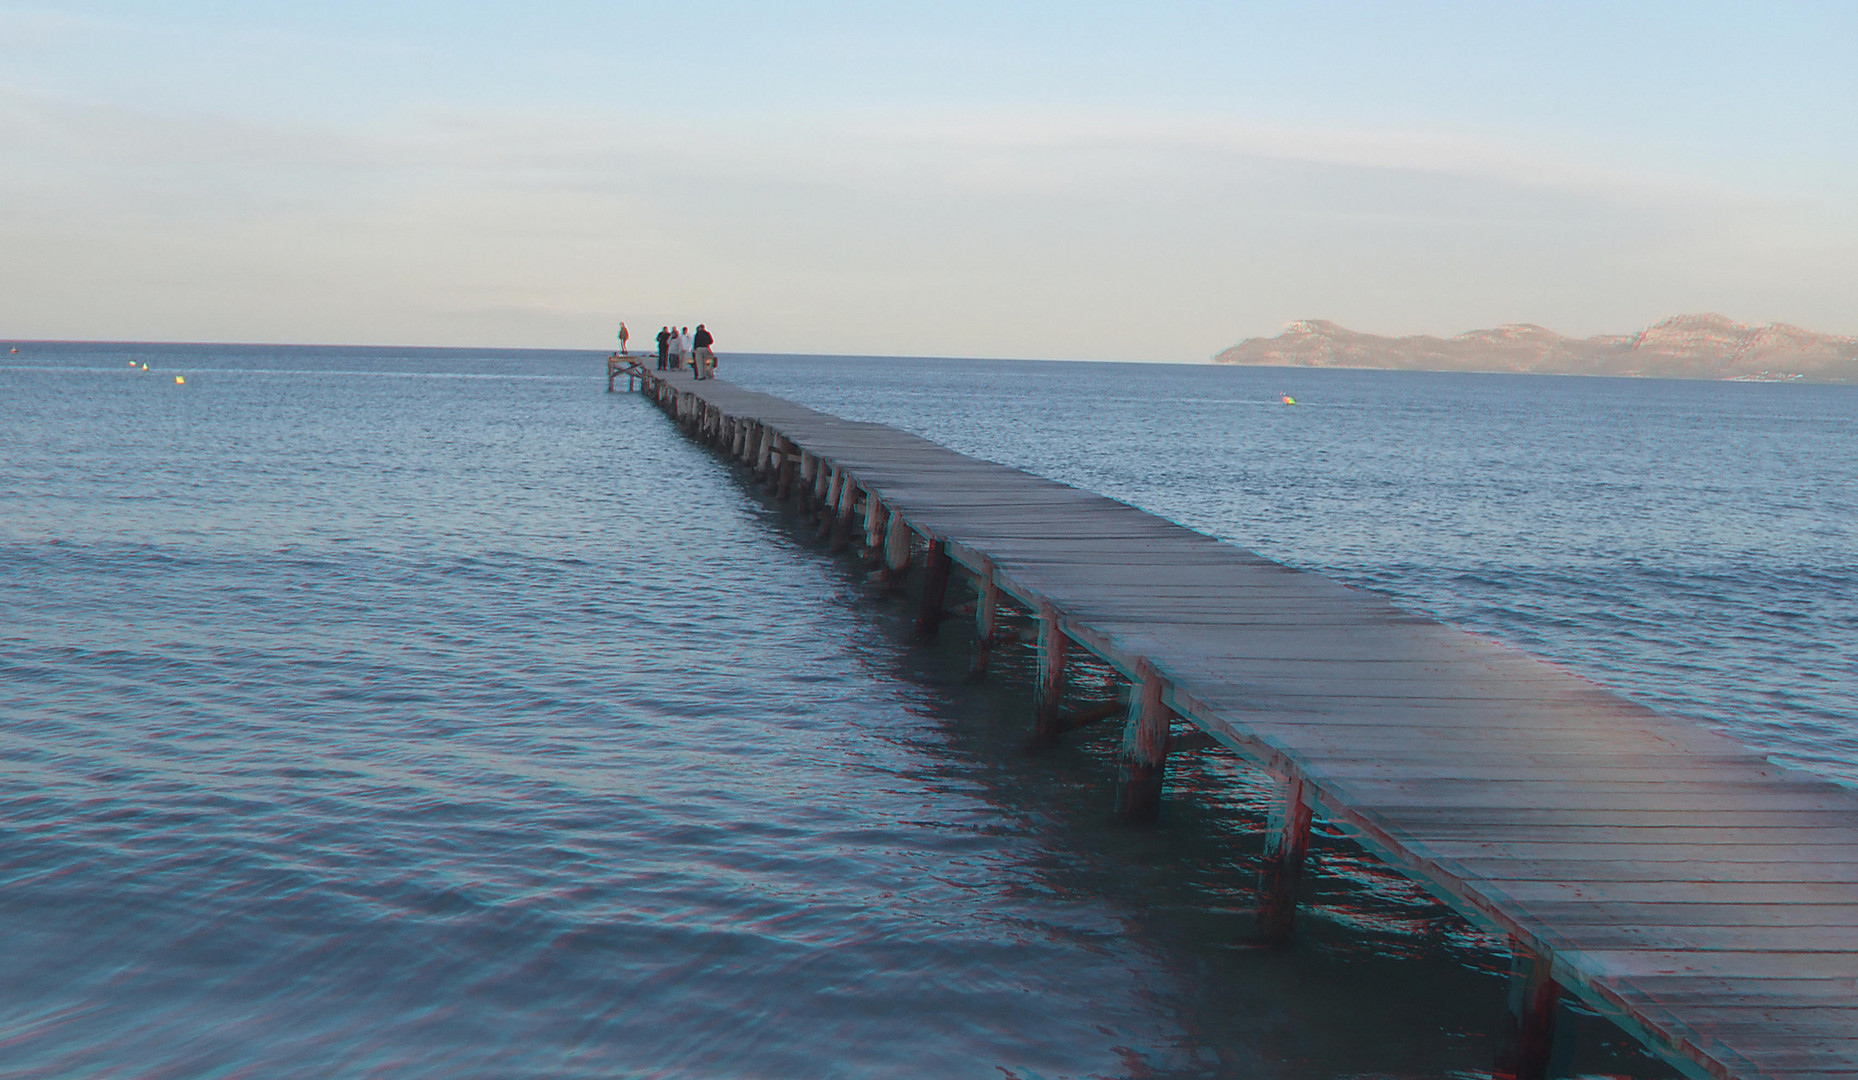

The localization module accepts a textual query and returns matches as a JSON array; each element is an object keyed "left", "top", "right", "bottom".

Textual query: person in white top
[
  {"left": 669, "top": 327, "right": 686, "bottom": 369},
  {"left": 678, "top": 327, "right": 693, "bottom": 367}
]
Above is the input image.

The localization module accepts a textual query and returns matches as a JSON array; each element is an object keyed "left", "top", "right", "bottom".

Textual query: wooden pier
[{"left": 629, "top": 369, "right": 1858, "bottom": 1080}]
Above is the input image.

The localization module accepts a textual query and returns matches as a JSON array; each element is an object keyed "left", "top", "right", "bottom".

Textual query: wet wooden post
[
  {"left": 797, "top": 451, "right": 815, "bottom": 504},
  {"left": 763, "top": 431, "right": 782, "bottom": 480},
  {"left": 882, "top": 509, "right": 911, "bottom": 584},
  {"left": 754, "top": 427, "right": 775, "bottom": 477},
  {"left": 819, "top": 467, "right": 843, "bottom": 537},
  {"left": 813, "top": 456, "right": 833, "bottom": 509},
  {"left": 1115, "top": 661, "right": 1170, "bottom": 823},
  {"left": 830, "top": 477, "right": 859, "bottom": 552},
  {"left": 969, "top": 560, "right": 1002, "bottom": 678},
  {"left": 776, "top": 438, "right": 798, "bottom": 500},
  {"left": 914, "top": 539, "right": 952, "bottom": 637},
  {"left": 1494, "top": 946, "right": 1561, "bottom": 1080},
  {"left": 1032, "top": 604, "right": 1068, "bottom": 743},
  {"left": 733, "top": 419, "right": 750, "bottom": 461},
  {"left": 1256, "top": 772, "right": 1314, "bottom": 944},
  {"left": 864, "top": 491, "right": 886, "bottom": 553}
]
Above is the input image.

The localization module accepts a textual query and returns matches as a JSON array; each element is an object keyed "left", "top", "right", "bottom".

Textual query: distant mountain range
[{"left": 1214, "top": 314, "right": 1858, "bottom": 382}]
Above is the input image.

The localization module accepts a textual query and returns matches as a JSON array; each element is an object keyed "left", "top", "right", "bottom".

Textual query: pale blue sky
[{"left": 3, "top": 2, "right": 1853, "bottom": 357}]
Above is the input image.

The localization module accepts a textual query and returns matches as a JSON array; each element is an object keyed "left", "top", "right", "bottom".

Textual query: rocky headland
[{"left": 1214, "top": 314, "right": 1858, "bottom": 382}]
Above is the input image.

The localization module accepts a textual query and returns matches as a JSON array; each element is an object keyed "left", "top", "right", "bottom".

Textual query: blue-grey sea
[{"left": 2, "top": 343, "right": 1853, "bottom": 1079}]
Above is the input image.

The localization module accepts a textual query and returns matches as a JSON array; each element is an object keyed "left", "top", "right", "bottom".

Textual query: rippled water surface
[{"left": 3, "top": 343, "right": 1852, "bottom": 1078}]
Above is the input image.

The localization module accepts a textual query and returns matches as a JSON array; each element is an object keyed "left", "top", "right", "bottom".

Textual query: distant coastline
[{"left": 1215, "top": 314, "right": 1858, "bottom": 383}]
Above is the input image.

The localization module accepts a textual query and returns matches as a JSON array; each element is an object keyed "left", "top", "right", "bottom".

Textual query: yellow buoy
[
  {"left": 141, "top": 364, "right": 149, "bottom": 371},
  {"left": 1282, "top": 395, "right": 1297, "bottom": 405},
  {"left": 175, "top": 376, "right": 185, "bottom": 385}
]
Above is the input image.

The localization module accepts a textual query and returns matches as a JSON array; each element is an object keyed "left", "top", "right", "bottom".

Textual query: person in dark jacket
[
  {"left": 655, "top": 326, "right": 671, "bottom": 370},
  {"left": 691, "top": 325, "right": 714, "bottom": 380}
]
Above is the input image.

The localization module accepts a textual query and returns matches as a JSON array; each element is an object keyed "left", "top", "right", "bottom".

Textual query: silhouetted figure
[
  {"left": 655, "top": 326, "right": 671, "bottom": 370},
  {"left": 618, "top": 322, "right": 629, "bottom": 354},
  {"left": 691, "top": 324, "right": 715, "bottom": 380}
]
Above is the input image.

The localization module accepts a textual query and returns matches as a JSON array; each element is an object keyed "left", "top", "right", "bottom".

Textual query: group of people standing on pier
[{"left": 617, "top": 322, "right": 716, "bottom": 380}]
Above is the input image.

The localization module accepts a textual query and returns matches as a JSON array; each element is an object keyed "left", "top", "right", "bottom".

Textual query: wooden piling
[
  {"left": 754, "top": 426, "right": 774, "bottom": 475},
  {"left": 1032, "top": 605, "right": 1069, "bottom": 743},
  {"left": 776, "top": 437, "right": 798, "bottom": 500},
  {"left": 1256, "top": 772, "right": 1314, "bottom": 944},
  {"left": 1494, "top": 947, "right": 1560, "bottom": 1080},
  {"left": 1116, "top": 662, "right": 1171, "bottom": 823},
  {"left": 969, "top": 560, "right": 1002, "bottom": 678},
  {"left": 819, "top": 467, "right": 844, "bottom": 538},
  {"left": 883, "top": 510, "right": 911, "bottom": 580},
  {"left": 829, "top": 475, "right": 858, "bottom": 552},
  {"left": 863, "top": 491, "right": 885, "bottom": 552},
  {"left": 915, "top": 540, "right": 952, "bottom": 637}
]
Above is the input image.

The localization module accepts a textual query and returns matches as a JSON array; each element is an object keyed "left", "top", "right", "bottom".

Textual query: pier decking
[{"left": 632, "top": 370, "right": 1858, "bottom": 1080}]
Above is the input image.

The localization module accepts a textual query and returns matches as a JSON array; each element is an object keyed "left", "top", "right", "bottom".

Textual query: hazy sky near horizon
[{"left": 2, "top": 2, "right": 1854, "bottom": 360}]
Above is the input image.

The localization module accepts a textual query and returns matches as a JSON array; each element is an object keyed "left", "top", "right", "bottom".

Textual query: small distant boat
[
  {"left": 7, "top": 347, "right": 17, "bottom": 354},
  {"left": 1281, "top": 395, "right": 1297, "bottom": 405}
]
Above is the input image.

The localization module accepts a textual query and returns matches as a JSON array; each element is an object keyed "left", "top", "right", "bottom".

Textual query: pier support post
[
  {"left": 830, "top": 478, "right": 858, "bottom": 553},
  {"left": 969, "top": 561, "right": 1001, "bottom": 678},
  {"left": 914, "top": 540, "right": 951, "bottom": 637},
  {"left": 820, "top": 468, "right": 843, "bottom": 538},
  {"left": 1494, "top": 947, "right": 1561, "bottom": 1080},
  {"left": 776, "top": 438, "right": 798, "bottom": 501},
  {"left": 864, "top": 493, "right": 885, "bottom": 554},
  {"left": 755, "top": 427, "right": 776, "bottom": 477},
  {"left": 1256, "top": 773, "right": 1314, "bottom": 944},
  {"left": 814, "top": 457, "right": 832, "bottom": 510},
  {"left": 1115, "top": 662, "right": 1171, "bottom": 823},
  {"left": 733, "top": 420, "right": 750, "bottom": 461},
  {"left": 882, "top": 510, "right": 912, "bottom": 585},
  {"left": 1032, "top": 605, "right": 1069, "bottom": 743}
]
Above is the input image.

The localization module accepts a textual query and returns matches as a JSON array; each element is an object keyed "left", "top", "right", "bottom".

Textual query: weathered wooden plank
[{"left": 1492, "top": 880, "right": 1858, "bottom": 905}]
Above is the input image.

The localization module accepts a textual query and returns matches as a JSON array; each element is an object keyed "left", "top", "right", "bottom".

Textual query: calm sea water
[{"left": 2, "top": 342, "right": 1851, "bottom": 1079}]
